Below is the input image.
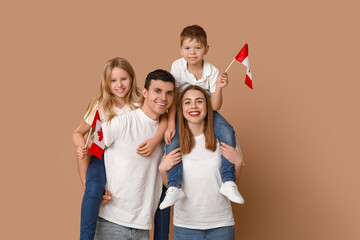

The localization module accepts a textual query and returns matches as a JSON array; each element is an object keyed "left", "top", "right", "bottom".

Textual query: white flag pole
[
  {"left": 225, "top": 58, "right": 236, "bottom": 73},
  {"left": 85, "top": 128, "right": 92, "bottom": 148}
]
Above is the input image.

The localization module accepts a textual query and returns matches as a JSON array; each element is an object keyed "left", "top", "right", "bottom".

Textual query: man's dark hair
[{"left": 144, "top": 69, "right": 175, "bottom": 90}]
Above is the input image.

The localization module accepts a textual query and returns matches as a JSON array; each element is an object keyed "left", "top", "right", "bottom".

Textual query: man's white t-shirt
[
  {"left": 99, "top": 108, "right": 164, "bottom": 230},
  {"left": 171, "top": 58, "right": 219, "bottom": 95},
  {"left": 173, "top": 134, "right": 235, "bottom": 230}
]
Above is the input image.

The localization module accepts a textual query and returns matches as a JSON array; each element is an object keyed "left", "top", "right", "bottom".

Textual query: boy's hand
[
  {"left": 216, "top": 72, "right": 229, "bottom": 89},
  {"left": 137, "top": 138, "right": 157, "bottom": 157},
  {"left": 164, "top": 127, "right": 176, "bottom": 145},
  {"left": 77, "top": 146, "right": 88, "bottom": 160}
]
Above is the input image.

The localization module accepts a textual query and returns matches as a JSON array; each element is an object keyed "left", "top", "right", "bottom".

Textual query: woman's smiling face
[{"left": 182, "top": 89, "right": 207, "bottom": 125}]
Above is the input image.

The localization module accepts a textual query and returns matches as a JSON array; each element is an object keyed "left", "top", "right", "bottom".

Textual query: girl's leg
[
  {"left": 80, "top": 154, "right": 106, "bottom": 240},
  {"left": 154, "top": 185, "right": 171, "bottom": 240}
]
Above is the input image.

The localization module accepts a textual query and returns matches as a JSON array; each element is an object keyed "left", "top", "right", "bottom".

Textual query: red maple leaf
[{"left": 97, "top": 128, "right": 103, "bottom": 142}]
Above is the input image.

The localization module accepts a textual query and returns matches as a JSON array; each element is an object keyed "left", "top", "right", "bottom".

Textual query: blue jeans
[
  {"left": 154, "top": 185, "right": 171, "bottom": 240},
  {"left": 80, "top": 155, "right": 170, "bottom": 240},
  {"left": 166, "top": 111, "right": 236, "bottom": 187},
  {"left": 95, "top": 217, "right": 149, "bottom": 240},
  {"left": 173, "top": 225, "right": 234, "bottom": 240},
  {"left": 80, "top": 155, "right": 107, "bottom": 240}
]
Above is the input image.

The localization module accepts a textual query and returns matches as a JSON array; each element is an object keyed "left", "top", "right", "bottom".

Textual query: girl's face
[
  {"left": 182, "top": 89, "right": 207, "bottom": 125},
  {"left": 109, "top": 67, "right": 132, "bottom": 100}
]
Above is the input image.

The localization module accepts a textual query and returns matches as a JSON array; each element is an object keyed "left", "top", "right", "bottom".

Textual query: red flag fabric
[
  {"left": 235, "top": 43, "right": 253, "bottom": 89},
  {"left": 88, "top": 110, "right": 105, "bottom": 159}
]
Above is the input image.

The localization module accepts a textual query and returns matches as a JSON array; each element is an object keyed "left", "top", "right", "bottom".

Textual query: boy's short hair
[
  {"left": 144, "top": 69, "right": 175, "bottom": 90},
  {"left": 180, "top": 25, "right": 207, "bottom": 46}
]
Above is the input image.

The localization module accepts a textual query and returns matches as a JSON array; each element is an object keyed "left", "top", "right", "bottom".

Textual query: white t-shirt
[
  {"left": 171, "top": 58, "right": 219, "bottom": 95},
  {"left": 99, "top": 109, "right": 164, "bottom": 230},
  {"left": 173, "top": 134, "right": 235, "bottom": 230},
  {"left": 84, "top": 103, "right": 133, "bottom": 125}
]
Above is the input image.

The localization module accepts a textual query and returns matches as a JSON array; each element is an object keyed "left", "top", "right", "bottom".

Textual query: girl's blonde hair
[
  {"left": 84, "top": 57, "right": 143, "bottom": 121},
  {"left": 178, "top": 85, "right": 217, "bottom": 154}
]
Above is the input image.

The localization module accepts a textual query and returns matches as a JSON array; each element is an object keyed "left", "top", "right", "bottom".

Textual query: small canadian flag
[
  {"left": 235, "top": 43, "right": 253, "bottom": 89},
  {"left": 88, "top": 110, "right": 105, "bottom": 159},
  {"left": 225, "top": 43, "right": 253, "bottom": 90}
]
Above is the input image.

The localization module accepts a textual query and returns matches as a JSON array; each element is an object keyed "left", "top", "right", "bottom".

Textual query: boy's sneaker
[
  {"left": 220, "top": 181, "right": 244, "bottom": 204},
  {"left": 159, "top": 187, "right": 185, "bottom": 210}
]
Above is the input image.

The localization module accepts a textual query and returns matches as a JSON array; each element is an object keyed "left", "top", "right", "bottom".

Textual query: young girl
[{"left": 72, "top": 57, "right": 168, "bottom": 240}]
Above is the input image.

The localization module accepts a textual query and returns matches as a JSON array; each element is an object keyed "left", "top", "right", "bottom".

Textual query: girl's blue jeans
[
  {"left": 166, "top": 111, "right": 236, "bottom": 188},
  {"left": 80, "top": 155, "right": 170, "bottom": 240}
]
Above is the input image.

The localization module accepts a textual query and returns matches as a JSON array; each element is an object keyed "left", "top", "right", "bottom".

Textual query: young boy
[{"left": 160, "top": 25, "right": 244, "bottom": 210}]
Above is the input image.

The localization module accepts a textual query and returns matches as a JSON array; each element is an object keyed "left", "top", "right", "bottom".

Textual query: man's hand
[{"left": 100, "top": 187, "right": 112, "bottom": 205}]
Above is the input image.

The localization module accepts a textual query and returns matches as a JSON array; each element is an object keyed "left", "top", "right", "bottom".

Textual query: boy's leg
[
  {"left": 154, "top": 185, "right": 170, "bottom": 240},
  {"left": 80, "top": 154, "right": 106, "bottom": 240},
  {"left": 160, "top": 119, "right": 185, "bottom": 210},
  {"left": 213, "top": 112, "right": 244, "bottom": 204},
  {"left": 213, "top": 111, "right": 236, "bottom": 182},
  {"left": 165, "top": 119, "right": 182, "bottom": 188}
]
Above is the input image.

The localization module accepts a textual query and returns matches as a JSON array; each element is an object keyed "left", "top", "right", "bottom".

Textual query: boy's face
[{"left": 180, "top": 38, "right": 209, "bottom": 66}]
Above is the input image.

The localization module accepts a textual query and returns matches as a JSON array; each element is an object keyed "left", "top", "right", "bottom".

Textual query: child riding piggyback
[{"left": 160, "top": 25, "right": 245, "bottom": 209}]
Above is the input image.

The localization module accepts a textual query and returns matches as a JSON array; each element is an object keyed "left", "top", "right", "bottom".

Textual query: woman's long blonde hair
[
  {"left": 178, "top": 85, "right": 217, "bottom": 154},
  {"left": 84, "top": 57, "right": 143, "bottom": 121}
]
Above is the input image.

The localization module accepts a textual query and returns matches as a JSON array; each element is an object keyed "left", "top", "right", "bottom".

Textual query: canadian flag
[
  {"left": 235, "top": 43, "right": 253, "bottom": 89},
  {"left": 88, "top": 110, "right": 105, "bottom": 159}
]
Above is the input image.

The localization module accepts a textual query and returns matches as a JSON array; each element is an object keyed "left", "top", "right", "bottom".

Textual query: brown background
[{"left": 1, "top": 0, "right": 359, "bottom": 239}]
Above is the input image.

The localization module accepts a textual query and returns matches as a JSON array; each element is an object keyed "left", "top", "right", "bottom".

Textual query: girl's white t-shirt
[
  {"left": 173, "top": 134, "right": 235, "bottom": 230},
  {"left": 84, "top": 103, "right": 138, "bottom": 124}
]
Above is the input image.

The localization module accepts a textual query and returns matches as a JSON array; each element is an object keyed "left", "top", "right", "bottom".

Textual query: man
[{"left": 95, "top": 69, "right": 175, "bottom": 240}]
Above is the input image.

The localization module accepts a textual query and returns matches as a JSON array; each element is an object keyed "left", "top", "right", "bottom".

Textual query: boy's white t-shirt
[
  {"left": 171, "top": 58, "right": 219, "bottom": 95},
  {"left": 99, "top": 108, "right": 164, "bottom": 230},
  {"left": 173, "top": 134, "right": 235, "bottom": 229}
]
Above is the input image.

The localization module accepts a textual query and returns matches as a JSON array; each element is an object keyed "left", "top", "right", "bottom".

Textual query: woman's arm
[
  {"left": 158, "top": 148, "right": 182, "bottom": 187},
  {"left": 220, "top": 142, "right": 244, "bottom": 180}
]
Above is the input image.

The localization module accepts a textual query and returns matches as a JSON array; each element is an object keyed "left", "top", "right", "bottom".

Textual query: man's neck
[{"left": 140, "top": 105, "right": 159, "bottom": 121}]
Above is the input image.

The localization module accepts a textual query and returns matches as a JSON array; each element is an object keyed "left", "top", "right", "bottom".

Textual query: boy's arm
[
  {"left": 211, "top": 72, "right": 228, "bottom": 111},
  {"left": 137, "top": 113, "right": 168, "bottom": 157},
  {"left": 164, "top": 87, "right": 179, "bottom": 144}
]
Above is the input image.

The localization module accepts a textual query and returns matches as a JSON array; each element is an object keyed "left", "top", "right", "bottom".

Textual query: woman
[{"left": 159, "top": 85, "right": 244, "bottom": 240}]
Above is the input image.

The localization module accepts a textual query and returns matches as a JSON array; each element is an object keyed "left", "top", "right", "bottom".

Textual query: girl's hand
[
  {"left": 216, "top": 72, "right": 229, "bottom": 89},
  {"left": 159, "top": 148, "right": 182, "bottom": 173},
  {"left": 100, "top": 187, "right": 112, "bottom": 205},
  {"left": 164, "top": 127, "right": 176, "bottom": 145},
  {"left": 220, "top": 142, "right": 243, "bottom": 166},
  {"left": 137, "top": 138, "right": 157, "bottom": 157},
  {"left": 77, "top": 146, "right": 88, "bottom": 160}
]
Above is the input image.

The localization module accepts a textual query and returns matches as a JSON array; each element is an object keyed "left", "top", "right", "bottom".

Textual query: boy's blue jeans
[
  {"left": 166, "top": 111, "right": 236, "bottom": 188},
  {"left": 80, "top": 155, "right": 170, "bottom": 240}
]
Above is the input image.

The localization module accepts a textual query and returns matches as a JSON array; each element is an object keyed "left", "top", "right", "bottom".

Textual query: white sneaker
[
  {"left": 220, "top": 181, "right": 244, "bottom": 204},
  {"left": 159, "top": 187, "right": 185, "bottom": 210}
]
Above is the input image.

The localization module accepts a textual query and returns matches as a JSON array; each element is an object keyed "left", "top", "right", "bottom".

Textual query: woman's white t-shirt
[{"left": 173, "top": 134, "right": 235, "bottom": 230}]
